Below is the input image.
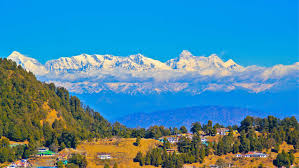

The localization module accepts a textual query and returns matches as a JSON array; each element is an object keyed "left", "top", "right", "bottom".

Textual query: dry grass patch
[
  {"left": 76, "top": 138, "right": 161, "bottom": 168},
  {"left": 40, "top": 102, "right": 63, "bottom": 126}
]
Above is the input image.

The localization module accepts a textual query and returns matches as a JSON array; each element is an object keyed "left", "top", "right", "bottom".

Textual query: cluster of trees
[
  {"left": 111, "top": 122, "right": 191, "bottom": 139},
  {"left": 65, "top": 154, "right": 88, "bottom": 168},
  {"left": 134, "top": 149, "right": 183, "bottom": 168},
  {"left": 211, "top": 116, "right": 299, "bottom": 156},
  {"left": 0, "top": 137, "right": 36, "bottom": 163},
  {"left": 239, "top": 116, "right": 299, "bottom": 149},
  {"left": 273, "top": 150, "right": 295, "bottom": 168},
  {"left": 134, "top": 135, "right": 210, "bottom": 168}
]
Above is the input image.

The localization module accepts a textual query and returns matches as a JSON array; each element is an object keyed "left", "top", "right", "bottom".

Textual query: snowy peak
[
  {"left": 223, "top": 59, "right": 244, "bottom": 71},
  {"left": 179, "top": 50, "right": 193, "bottom": 58},
  {"left": 166, "top": 52, "right": 243, "bottom": 73},
  {"left": 8, "top": 51, "right": 34, "bottom": 63},
  {"left": 45, "top": 53, "right": 171, "bottom": 72},
  {"left": 7, "top": 51, "right": 48, "bottom": 75},
  {"left": 224, "top": 59, "right": 236, "bottom": 67}
]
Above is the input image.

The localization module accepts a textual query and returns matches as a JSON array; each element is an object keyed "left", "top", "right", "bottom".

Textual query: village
[{"left": 3, "top": 127, "right": 294, "bottom": 168}]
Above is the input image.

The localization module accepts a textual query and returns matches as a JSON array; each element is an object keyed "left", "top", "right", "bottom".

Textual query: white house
[{"left": 98, "top": 153, "right": 111, "bottom": 160}]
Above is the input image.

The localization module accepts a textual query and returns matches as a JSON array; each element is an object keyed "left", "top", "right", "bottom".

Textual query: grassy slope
[{"left": 76, "top": 138, "right": 162, "bottom": 168}]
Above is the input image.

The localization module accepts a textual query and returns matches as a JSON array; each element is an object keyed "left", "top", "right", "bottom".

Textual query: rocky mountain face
[{"left": 7, "top": 51, "right": 299, "bottom": 95}]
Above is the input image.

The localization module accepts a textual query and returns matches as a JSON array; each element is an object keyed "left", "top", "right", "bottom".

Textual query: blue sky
[{"left": 0, "top": 0, "right": 298, "bottom": 66}]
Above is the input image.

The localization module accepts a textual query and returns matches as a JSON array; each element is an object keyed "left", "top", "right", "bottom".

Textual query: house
[
  {"left": 36, "top": 147, "right": 55, "bottom": 157},
  {"left": 245, "top": 152, "right": 267, "bottom": 158},
  {"left": 235, "top": 152, "right": 267, "bottom": 158},
  {"left": 5, "top": 159, "right": 30, "bottom": 168},
  {"left": 37, "top": 151, "right": 54, "bottom": 157},
  {"left": 167, "top": 137, "right": 178, "bottom": 144},
  {"left": 178, "top": 133, "right": 193, "bottom": 139},
  {"left": 235, "top": 154, "right": 243, "bottom": 158},
  {"left": 97, "top": 153, "right": 111, "bottom": 160},
  {"left": 37, "top": 147, "right": 49, "bottom": 152},
  {"left": 37, "top": 150, "right": 56, "bottom": 157},
  {"left": 216, "top": 128, "right": 229, "bottom": 135}
]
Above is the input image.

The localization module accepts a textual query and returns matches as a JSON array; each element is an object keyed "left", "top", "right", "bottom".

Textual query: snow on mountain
[
  {"left": 45, "top": 53, "right": 171, "bottom": 72},
  {"left": 166, "top": 50, "right": 244, "bottom": 74},
  {"left": 6, "top": 51, "right": 299, "bottom": 95},
  {"left": 7, "top": 51, "right": 48, "bottom": 75}
]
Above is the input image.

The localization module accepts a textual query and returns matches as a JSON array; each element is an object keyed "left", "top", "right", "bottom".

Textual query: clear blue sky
[{"left": 0, "top": 0, "right": 298, "bottom": 66}]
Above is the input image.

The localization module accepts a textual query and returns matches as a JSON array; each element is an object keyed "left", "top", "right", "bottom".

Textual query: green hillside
[{"left": 0, "top": 58, "right": 112, "bottom": 161}]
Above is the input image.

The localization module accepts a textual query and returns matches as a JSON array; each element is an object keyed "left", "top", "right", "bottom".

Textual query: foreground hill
[
  {"left": 0, "top": 58, "right": 112, "bottom": 148},
  {"left": 117, "top": 106, "right": 263, "bottom": 128}
]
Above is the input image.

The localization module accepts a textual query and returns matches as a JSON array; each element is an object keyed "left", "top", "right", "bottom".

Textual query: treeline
[
  {"left": 134, "top": 116, "right": 299, "bottom": 168},
  {"left": 111, "top": 123, "right": 192, "bottom": 139}
]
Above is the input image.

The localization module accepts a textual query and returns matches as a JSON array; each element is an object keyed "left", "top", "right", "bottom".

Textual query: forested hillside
[{"left": 0, "top": 58, "right": 112, "bottom": 161}]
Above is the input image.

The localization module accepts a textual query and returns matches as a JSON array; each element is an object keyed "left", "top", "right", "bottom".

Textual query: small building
[
  {"left": 216, "top": 128, "right": 229, "bottom": 135},
  {"left": 235, "top": 154, "right": 243, "bottom": 158},
  {"left": 97, "top": 153, "right": 111, "bottom": 160},
  {"left": 245, "top": 152, "right": 267, "bottom": 158},
  {"left": 36, "top": 150, "right": 56, "bottom": 157},
  {"left": 37, "top": 147, "right": 49, "bottom": 152},
  {"left": 235, "top": 152, "right": 267, "bottom": 158},
  {"left": 167, "top": 137, "right": 178, "bottom": 144},
  {"left": 178, "top": 133, "right": 193, "bottom": 139}
]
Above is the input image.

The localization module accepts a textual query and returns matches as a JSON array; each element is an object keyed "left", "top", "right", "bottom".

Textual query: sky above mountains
[{"left": 0, "top": 0, "right": 298, "bottom": 66}]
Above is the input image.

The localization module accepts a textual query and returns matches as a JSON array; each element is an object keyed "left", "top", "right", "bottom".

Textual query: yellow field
[{"left": 76, "top": 138, "right": 162, "bottom": 168}]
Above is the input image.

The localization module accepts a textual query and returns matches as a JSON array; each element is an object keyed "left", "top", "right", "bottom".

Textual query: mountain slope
[{"left": 0, "top": 58, "right": 112, "bottom": 146}]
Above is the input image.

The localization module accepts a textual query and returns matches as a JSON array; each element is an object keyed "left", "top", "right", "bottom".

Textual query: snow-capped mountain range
[{"left": 7, "top": 51, "right": 299, "bottom": 94}]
